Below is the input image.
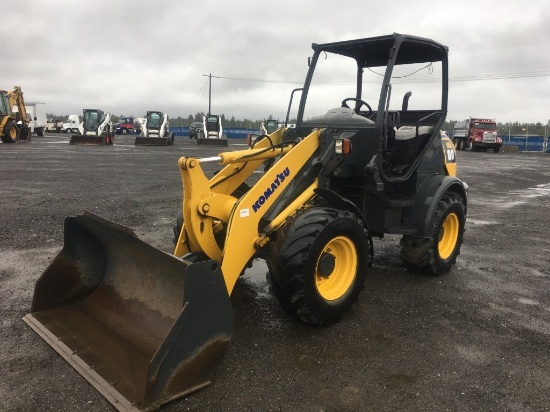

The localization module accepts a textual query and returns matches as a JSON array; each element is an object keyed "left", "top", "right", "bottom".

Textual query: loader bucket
[
  {"left": 197, "top": 137, "right": 229, "bottom": 147},
  {"left": 134, "top": 136, "right": 173, "bottom": 146},
  {"left": 69, "top": 134, "right": 113, "bottom": 145},
  {"left": 22, "top": 212, "right": 233, "bottom": 411}
]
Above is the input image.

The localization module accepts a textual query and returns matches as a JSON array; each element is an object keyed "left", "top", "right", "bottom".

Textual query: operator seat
[{"left": 392, "top": 125, "right": 433, "bottom": 165}]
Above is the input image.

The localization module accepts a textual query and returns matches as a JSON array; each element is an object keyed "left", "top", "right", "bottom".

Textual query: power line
[{"left": 204, "top": 71, "right": 550, "bottom": 85}]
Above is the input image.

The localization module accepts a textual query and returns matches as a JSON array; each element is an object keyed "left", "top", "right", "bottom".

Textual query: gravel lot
[{"left": 1, "top": 134, "right": 549, "bottom": 411}]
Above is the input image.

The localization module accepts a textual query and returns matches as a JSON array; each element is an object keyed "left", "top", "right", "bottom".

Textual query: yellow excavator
[
  {"left": 24, "top": 34, "right": 467, "bottom": 411},
  {"left": 1, "top": 86, "right": 30, "bottom": 143}
]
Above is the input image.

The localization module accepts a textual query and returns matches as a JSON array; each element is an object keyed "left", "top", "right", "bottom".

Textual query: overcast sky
[{"left": 5, "top": 0, "right": 549, "bottom": 124}]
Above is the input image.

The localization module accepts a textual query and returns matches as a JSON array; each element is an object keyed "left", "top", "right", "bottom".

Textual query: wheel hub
[
  {"left": 315, "top": 236, "right": 358, "bottom": 301},
  {"left": 317, "top": 252, "right": 335, "bottom": 278}
]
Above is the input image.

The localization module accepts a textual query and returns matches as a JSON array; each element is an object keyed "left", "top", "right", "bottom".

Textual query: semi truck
[
  {"left": 453, "top": 117, "right": 502, "bottom": 152},
  {"left": 63, "top": 114, "right": 80, "bottom": 134}
]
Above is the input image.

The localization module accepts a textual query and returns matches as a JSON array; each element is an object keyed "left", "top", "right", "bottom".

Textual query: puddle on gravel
[
  {"left": 240, "top": 259, "right": 288, "bottom": 331},
  {"left": 517, "top": 297, "right": 539, "bottom": 306},
  {"left": 241, "top": 259, "right": 271, "bottom": 298},
  {"left": 496, "top": 183, "right": 550, "bottom": 209},
  {"left": 467, "top": 219, "right": 499, "bottom": 226}
]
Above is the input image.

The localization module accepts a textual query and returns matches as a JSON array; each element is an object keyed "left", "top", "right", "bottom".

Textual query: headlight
[{"left": 334, "top": 138, "right": 351, "bottom": 154}]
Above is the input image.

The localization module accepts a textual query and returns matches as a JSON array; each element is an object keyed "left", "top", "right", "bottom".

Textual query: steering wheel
[{"left": 341, "top": 97, "right": 372, "bottom": 115}]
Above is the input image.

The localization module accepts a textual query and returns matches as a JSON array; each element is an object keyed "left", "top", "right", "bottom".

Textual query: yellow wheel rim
[
  {"left": 9, "top": 125, "right": 17, "bottom": 139},
  {"left": 315, "top": 236, "right": 357, "bottom": 301},
  {"left": 438, "top": 212, "right": 459, "bottom": 260}
]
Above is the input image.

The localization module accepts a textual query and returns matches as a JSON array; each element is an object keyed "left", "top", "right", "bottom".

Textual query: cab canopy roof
[{"left": 312, "top": 33, "right": 448, "bottom": 67}]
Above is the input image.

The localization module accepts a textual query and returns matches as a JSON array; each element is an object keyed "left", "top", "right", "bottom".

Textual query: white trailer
[{"left": 25, "top": 102, "right": 47, "bottom": 136}]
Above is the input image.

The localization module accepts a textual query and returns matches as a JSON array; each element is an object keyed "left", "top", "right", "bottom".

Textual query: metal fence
[
  {"left": 498, "top": 123, "right": 550, "bottom": 153},
  {"left": 501, "top": 135, "right": 550, "bottom": 153},
  {"left": 169, "top": 127, "right": 253, "bottom": 139},
  {"left": 168, "top": 126, "right": 550, "bottom": 153}
]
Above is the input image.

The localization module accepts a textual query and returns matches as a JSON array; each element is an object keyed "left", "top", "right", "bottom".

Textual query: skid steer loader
[
  {"left": 69, "top": 109, "right": 114, "bottom": 145},
  {"left": 197, "top": 114, "right": 228, "bottom": 146},
  {"left": 134, "top": 111, "right": 175, "bottom": 146},
  {"left": 24, "top": 33, "right": 467, "bottom": 411}
]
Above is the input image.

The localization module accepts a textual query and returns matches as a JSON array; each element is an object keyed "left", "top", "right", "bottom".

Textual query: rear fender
[{"left": 410, "top": 175, "right": 467, "bottom": 237}]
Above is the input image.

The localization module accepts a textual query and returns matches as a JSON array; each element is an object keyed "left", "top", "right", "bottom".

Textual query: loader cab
[
  {"left": 82, "top": 109, "right": 105, "bottom": 134},
  {"left": 146, "top": 111, "right": 162, "bottom": 130},
  {"left": 205, "top": 115, "right": 221, "bottom": 133},
  {"left": 265, "top": 119, "right": 279, "bottom": 134},
  {"left": 0, "top": 91, "right": 12, "bottom": 115},
  {"left": 294, "top": 33, "right": 448, "bottom": 185},
  {"left": 204, "top": 114, "right": 223, "bottom": 139}
]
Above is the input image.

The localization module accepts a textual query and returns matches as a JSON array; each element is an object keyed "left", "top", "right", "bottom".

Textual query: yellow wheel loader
[
  {"left": 1, "top": 86, "right": 31, "bottom": 143},
  {"left": 24, "top": 33, "right": 467, "bottom": 411}
]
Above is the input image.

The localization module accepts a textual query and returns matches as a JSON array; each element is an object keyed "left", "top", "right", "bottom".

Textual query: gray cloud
[{"left": 4, "top": 0, "right": 548, "bottom": 123}]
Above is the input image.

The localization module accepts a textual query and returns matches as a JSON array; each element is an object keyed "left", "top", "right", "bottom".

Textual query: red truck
[
  {"left": 115, "top": 116, "right": 136, "bottom": 135},
  {"left": 452, "top": 117, "right": 502, "bottom": 152}
]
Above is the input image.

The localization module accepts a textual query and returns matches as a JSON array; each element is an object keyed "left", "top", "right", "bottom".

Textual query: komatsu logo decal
[{"left": 252, "top": 167, "right": 290, "bottom": 212}]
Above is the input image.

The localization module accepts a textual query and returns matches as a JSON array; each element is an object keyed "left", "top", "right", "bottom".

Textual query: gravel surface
[{"left": 1, "top": 134, "right": 549, "bottom": 411}]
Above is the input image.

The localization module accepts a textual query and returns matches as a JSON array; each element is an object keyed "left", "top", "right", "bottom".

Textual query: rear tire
[
  {"left": 400, "top": 191, "right": 465, "bottom": 275},
  {"left": 1, "top": 119, "right": 19, "bottom": 143},
  {"left": 268, "top": 207, "right": 370, "bottom": 325}
]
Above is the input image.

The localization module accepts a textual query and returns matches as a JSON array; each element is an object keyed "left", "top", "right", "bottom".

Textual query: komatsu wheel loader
[
  {"left": 1, "top": 86, "right": 31, "bottom": 143},
  {"left": 24, "top": 33, "right": 467, "bottom": 411},
  {"left": 134, "top": 111, "right": 175, "bottom": 146},
  {"left": 69, "top": 109, "right": 114, "bottom": 145}
]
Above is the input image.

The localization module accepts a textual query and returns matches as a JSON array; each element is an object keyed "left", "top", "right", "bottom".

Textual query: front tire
[
  {"left": 268, "top": 207, "right": 371, "bottom": 325},
  {"left": 1, "top": 119, "right": 19, "bottom": 143},
  {"left": 172, "top": 211, "right": 184, "bottom": 246},
  {"left": 400, "top": 191, "right": 465, "bottom": 275}
]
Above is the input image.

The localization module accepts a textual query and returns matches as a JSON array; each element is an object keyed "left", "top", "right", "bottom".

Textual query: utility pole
[
  {"left": 202, "top": 73, "right": 219, "bottom": 116},
  {"left": 208, "top": 73, "right": 211, "bottom": 115}
]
